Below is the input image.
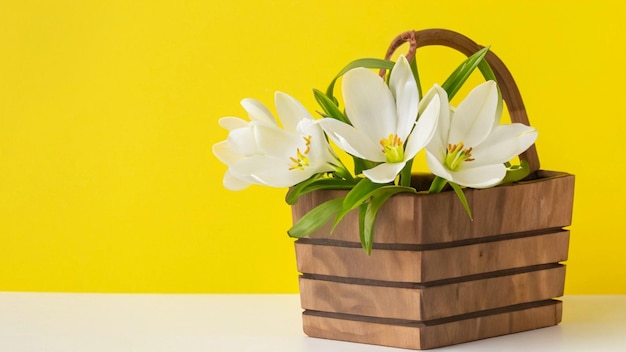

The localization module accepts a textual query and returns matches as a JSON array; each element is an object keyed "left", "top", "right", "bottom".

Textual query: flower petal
[
  {"left": 227, "top": 127, "right": 259, "bottom": 156},
  {"left": 223, "top": 169, "right": 251, "bottom": 191},
  {"left": 426, "top": 150, "right": 453, "bottom": 181},
  {"left": 240, "top": 98, "right": 277, "bottom": 125},
  {"left": 218, "top": 117, "right": 248, "bottom": 131},
  {"left": 274, "top": 91, "right": 311, "bottom": 132},
  {"left": 299, "top": 121, "right": 337, "bottom": 168},
  {"left": 424, "top": 85, "right": 450, "bottom": 157},
  {"left": 404, "top": 90, "right": 440, "bottom": 160},
  {"left": 389, "top": 55, "right": 418, "bottom": 140},
  {"left": 213, "top": 140, "right": 243, "bottom": 165},
  {"left": 470, "top": 124, "right": 538, "bottom": 167},
  {"left": 450, "top": 163, "right": 506, "bottom": 188},
  {"left": 231, "top": 155, "right": 311, "bottom": 188},
  {"left": 343, "top": 67, "right": 397, "bottom": 143},
  {"left": 253, "top": 123, "right": 302, "bottom": 159},
  {"left": 363, "top": 162, "right": 406, "bottom": 184},
  {"left": 317, "top": 118, "right": 385, "bottom": 162},
  {"left": 449, "top": 80, "right": 499, "bottom": 147}
]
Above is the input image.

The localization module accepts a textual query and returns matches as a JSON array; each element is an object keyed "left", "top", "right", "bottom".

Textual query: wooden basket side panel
[
  {"left": 470, "top": 174, "right": 575, "bottom": 238},
  {"left": 291, "top": 189, "right": 419, "bottom": 243},
  {"left": 295, "top": 231, "right": 569, "bottom": 283},
  {"left": 292, "top": 173, "right": 574, "bottom": 245},
  {"left": 295, "top": 242, "right": 422, "bottom": 282},
  {"left": 302, "top": 301, "right": 562, "bottom": 350},
  {"left": 418, "top": 174, "right": 575, "bottom": 244},
  {"left": 299, "top": 277, "right": 421, "bottom": 320},
  {"left": 299, "top": 266, "right": 565, "bottom": 321},
  {"left": 421, "top": 230, "right": 570, "bottom": 282},
  {"left": 419, "top": 301, "right": 563, "bottom": 349},
  {"left": 420, "top": 265, "right": 565, "bottom": 320},
  {"left": 302, "top": 313, "right": 423, "bottom": 350}
]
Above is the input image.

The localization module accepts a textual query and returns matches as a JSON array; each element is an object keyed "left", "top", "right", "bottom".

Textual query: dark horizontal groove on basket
[
  {"left": 303, "top": 299, "right": 560, "bottom": 327},
  {"left": 300, "top": 263, "right": 564, "bottom": 288},
  {"left": 296, "top": 227, "right": 566, "bottom": 251}
]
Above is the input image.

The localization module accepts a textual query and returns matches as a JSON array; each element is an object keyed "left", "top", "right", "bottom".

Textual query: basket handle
[{"left": 383, "top": 29, "right": 540, "bottom": 173}]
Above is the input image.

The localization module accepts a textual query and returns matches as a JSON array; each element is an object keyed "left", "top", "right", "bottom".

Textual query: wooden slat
[
  {"left": 302, "top": 300, "right": 562, "bottom": 350},
  {"left": 291, "top": 172, "right": 574, "bottom": 245},
  {"left": 299, "top": 265, "right": 565, "bottom": 321},
  {"left": 295, "top": 230, "right": 569, "bottom": 282}
]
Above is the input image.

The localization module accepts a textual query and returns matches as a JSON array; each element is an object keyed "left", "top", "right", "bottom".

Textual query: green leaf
[
  {"left": 313, "top": 89, "right": 350, "bottom": 124},
  {"left": 332, "top": 178, "right": 383, "bottom": 230},
  {"left": 441, "top": 47, "right": 490, "bottom": 100},
  {"left": 285, "top": 174, "right": 322, "bottom": 205},
  {"left": 353, "top": 157, "right": 377, "bottom": 176},
  {"left": 409, "top": 57, "right": 423, "bottom": 100},
  {"left": 477, "top": 59, "right": 497, "bottom": 82},
  {"left": 285, "top": 177, "right": 359, "bottom": 205},
  {"left": 287, "top": 197, "right": 345, "bottom": 238},
  {"left": 498, "top": 160, "right": 531, "bottom": 185},
  {"left": 449, "top": 182, "right": 473, "bottom": 220},
  {"left": 361, "top": 186, "right": 417, "bottom": 254},
  {"left": 358, "top": 203, "right": 367, "bottom": 250},
  {"left": 325, "top": 58, "right": 395, "bottom": 100}
]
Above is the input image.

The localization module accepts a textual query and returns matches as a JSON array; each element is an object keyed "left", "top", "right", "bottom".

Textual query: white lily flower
[
  {"left": 212, "top": 92, "right": 337, "bottom": 190},
  {"left": 426, "top": 80, "right": 538, "bottom": 188},
  {"left": 317, "top": 55, "right": 442, "bottom": 184}
]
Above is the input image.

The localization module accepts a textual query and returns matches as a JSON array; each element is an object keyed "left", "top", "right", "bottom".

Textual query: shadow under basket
[{"left": 291, "top": 170, "right": 574, "bottom": 350}]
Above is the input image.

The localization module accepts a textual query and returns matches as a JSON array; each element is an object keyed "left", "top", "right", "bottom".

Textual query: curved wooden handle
[{"left": 385, "top": 29, "right": 540, "bottom": 173}]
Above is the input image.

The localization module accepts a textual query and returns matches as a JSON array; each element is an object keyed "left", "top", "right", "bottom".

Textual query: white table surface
[{"left": 0, "top": 293, "right": 624, "bottom": 352}]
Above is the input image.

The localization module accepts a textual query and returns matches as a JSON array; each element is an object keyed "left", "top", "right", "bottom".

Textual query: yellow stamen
[
  {"left": 445, "top": 141, "right": 474, "bottom": 170},
  {"left": 288, "top": 136, "right": 312, "bottom": 171},
  {"left": 379, "top": 134, "right": 404, "bottom": 163}
]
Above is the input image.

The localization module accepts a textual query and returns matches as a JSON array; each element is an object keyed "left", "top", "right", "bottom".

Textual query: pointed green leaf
[
  {"left": 477, "top": 59, "right": 497, "bottom": 82},
  {"left": 332, "top": 178, "right": 383, "bottom": 231},
  {"left": 353, "top": 157, "right": 377, "bottom": 176},
  {"left": 285, "top": 177, "right": 359, "bottom": 205},
  {"left": 441, "top": 47, "right": 490, "bottom": 100},
  {"left": 313, "top": 89, "right": 350, "bottom": 124},
  {"left": 325, "top": 58, "right": 395, "bottom": 100},
  {"left": 409, "top": 57, "right": 423, "bottom": 100},
  {"left": 358, "top": 203, "right": 367, "bottom": 250},
  {"left": 287, "top": 197, "right": 345, "bottom": 238},
  {"left": 449, "top": 182, "right": 473, "bottom": 220},
  {"left": 285, "top": 174, "right": 322, "bottom": 205},
  {"left": 361, "top": 186, "right": 417, "bottom": 254}
]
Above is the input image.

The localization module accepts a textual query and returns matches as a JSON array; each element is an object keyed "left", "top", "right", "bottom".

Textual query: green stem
[
  {"left": 332, "top": 161, "right": 353, "bottom": 180},
  {"left": 399, "top": 159, "right": 414, "bottom": 187},
  {"left": 428, "top": 176, "right": 448, "bottom": 193},
  {"left": 328, "top": 149, "right": 354, "bottom": 180}
]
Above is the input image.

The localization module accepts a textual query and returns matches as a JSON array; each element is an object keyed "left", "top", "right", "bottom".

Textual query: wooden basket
[{"left": 291, "top": 29, "right": 574, "bottom": 350}]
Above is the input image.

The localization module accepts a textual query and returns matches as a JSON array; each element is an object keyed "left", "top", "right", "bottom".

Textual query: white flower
[
  {"left": 426, "top": 80, "right": 538, "bottom": 188},
  {"left": 317, "top": 55, "right": 442, "bottom": 184},
  {"left": 213, "top": 92, "right": 337, "bottom": 190}
]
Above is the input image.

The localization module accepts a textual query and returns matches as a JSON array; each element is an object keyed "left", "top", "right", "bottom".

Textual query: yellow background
[{"left": 0, "top": 1, "right": 624, "bottom": 293}]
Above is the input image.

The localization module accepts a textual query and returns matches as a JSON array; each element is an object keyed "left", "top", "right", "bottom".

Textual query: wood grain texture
[
  {"left": 295, "top": 230, "right": 569, "bottom": 282},
  {"left": 292, "top": 172, "right": 574, "bottom": 245},
  {"left": 302, "top": 300, "right": 562, "bottom": 350},
  {"left": 299, "top": 265, "right": 565, "bottom": 321}
]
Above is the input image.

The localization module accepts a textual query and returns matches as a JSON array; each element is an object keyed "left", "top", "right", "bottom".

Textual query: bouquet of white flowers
[{"left": 213, "top": 30, "right": 537, "bottom": 253}]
